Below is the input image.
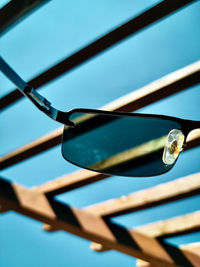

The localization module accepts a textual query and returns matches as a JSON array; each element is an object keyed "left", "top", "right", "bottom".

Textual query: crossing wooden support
[
  {"left": 90, "top": 210, "right": 200, "bottom": 253},
  {"left": 0, "top": 177, "right": 196, "bottom": 267},
  {"left": 1, "top": 1, "right": 200, "bottom": 266}
]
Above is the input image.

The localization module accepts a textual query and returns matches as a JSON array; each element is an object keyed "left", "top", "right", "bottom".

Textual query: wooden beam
[
  {"left": 84, "top": 172, "right": 200, "bottom": 217},
  {"left": 1, "top": 0, "right": 197, "bottom": 109},
  {"left": 0, "top": 0, "right": 49, "bottom": 35},
  {"left": 0, "top": 177, "right": 188, "bottom": 267},
  {"left": 186, "top": 129, "right": 200, "bottom": 150},
  {"left": 181, "top": 243, "right": 200, "bottom": 267},
  {"left": 91, "top": 211, "right": 200, "bottom": 253},
  {"left": 1, "top": 61, "right": 200, "bottom": 170},
  {"left": 87, "top": 173, "right": 200, "bottom": 254},
  {"left": 34, "top": 170, "right": 109, "bottom": 195},
  {"left": 102, "top": 61, "right": 200, "bottom": 113},
  {"left": 43, "top": 172, "right": 200, "bottom": 239},
  {"left": 0, "top": 127, "right": 63, "bottom": 170},
  {"left": 135, "top": 211, "right": 200, "bottom": 238},
  {"left": 137, "top": 243, "right": 200, "bottom": 267}
]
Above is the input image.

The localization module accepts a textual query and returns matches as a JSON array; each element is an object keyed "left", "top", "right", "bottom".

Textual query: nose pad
[{"left": 162, "top": 129, "right": 185, "bottom": 165}]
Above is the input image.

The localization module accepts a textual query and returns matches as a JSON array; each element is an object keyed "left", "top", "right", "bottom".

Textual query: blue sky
[{"left": 0, "top": 1, "right": 200, "bottom": 266}]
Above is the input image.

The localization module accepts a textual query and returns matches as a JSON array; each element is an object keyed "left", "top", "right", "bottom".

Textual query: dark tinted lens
[{"left": 62, "top": 111, "right": 182, "bottom": 177}]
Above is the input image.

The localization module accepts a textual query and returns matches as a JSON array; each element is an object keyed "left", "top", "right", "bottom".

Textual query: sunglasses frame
[
  {"left": 66, "top": 107, "right": 200, "bottom": 136},
  {"left": 1, "top": 56, "right": 200, "bottom": 176},
  {"left": 61, "top": 108, "right": 200, "bottom": 176}
]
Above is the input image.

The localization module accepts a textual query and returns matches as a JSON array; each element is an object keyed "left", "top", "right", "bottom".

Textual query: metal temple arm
[{"left": 0, "top": 56, "right": 72, "bottom": 125}]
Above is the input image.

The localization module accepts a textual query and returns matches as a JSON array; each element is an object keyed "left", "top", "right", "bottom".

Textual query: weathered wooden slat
[
  {"left": 1, "top": 61, "right": 200, "bottom": 170},
  {"left": 35, "top": 170, "right": 109, "bottom": 195},
  {"left": 0, "top": 177, "right": 186, "bottom": 267},
  {"left": 1, "top": 0, "right": 197, "bottom": 109},
  {"left": 135, "top": 211, "right": 200, "bottom": 238},
  {"left": 0, "top": 127, "right": 63, "bottom": 170},
  {"left": 84, "top": 172, "right": 200, "bottom": 217},
  {"left": 0, "top": 0, "right": 49, "bottom": 35}
]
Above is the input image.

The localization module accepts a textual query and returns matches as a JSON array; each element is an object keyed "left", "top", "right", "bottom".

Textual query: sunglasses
[{"left": 1, "top": 56, "right": 200, "bottom": 177}]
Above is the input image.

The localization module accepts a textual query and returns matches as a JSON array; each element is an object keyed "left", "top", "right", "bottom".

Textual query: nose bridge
[{"left": 162, "top": 129, "right": 185, "bottom": 165}]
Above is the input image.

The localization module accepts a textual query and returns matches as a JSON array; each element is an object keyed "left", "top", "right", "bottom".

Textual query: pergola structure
[{"left": 1, "top": 1, "right": 200, "bottom": 266}]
